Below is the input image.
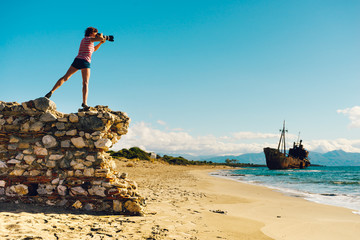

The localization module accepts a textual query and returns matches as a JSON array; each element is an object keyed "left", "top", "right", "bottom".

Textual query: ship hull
[{"left": 263, "top": 147, "right": 310, "bottom": 170}]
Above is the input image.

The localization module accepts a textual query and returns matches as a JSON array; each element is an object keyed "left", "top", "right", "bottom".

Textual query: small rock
[
  {"left": 42, "top": 135, "right": 57, "bottom": 148},
  {"left": 58, "top": 117, "right": 68, "bottom": 122},
  {"left": 69, "top": 114, "right": 79, "bottom": 123},
  {"left": 57, "top": 185, "right": 67, "bottom": 196},
  {"left": 18, "top": 142, "right": 30, "bottom": 149},
  {"left": 21, "top": 122, "right": 30, "bottom": 132},
  {"left": 9, "top": 184, "right": 28, "bottom": 195},
  {"left": 37, "top": 184, "right": 55, "bottom": 195},
  {"left": 74, "top": 170, "right": 83, "bottom": 177},
  {"left": 15, "top": 153, "right": 24, "bottom": 160},
  {"left": 88, "top": 186, "right": 106, "bottom": 197},
  {"left": 72, "top": 200, "right": 82, "bottom": 209},
  {"left": 66, "top": 129, "right": 77, "bottom": 136},
  {"left": 78, "top": 112, "right": 86, "bottom": 117},
  {"left": 34, "top": 146, "right": 48, "bottom": 155},
  {"left": 33, "top": 97, "right": 56, "bottom": 112},
  {"left": 40, "top": 112, "right": 57, "bottom": 122},
  {"left": 83, "top": 168, "right": 94, "bottom": 177},
  {"left": 6, "top": 116, "right": 14, "bottom": 124},
  {"left": 84, "top": 203, "right": 94, "bottom": 211},
  {"left": 85, "top": 155, "right": 96, "bottom": 162},
  {"left": 95, "top": 169, "right": 110, "bottom": 178},
  {"left": 71, "top": 137, "right": 86, "bottom": 148},
  {"left": 113, "top": 200, "right": 122, "bottom": 212},
  {"left": 24, "top": 155, "right": 36, "bottom": 165},
  {"left": 0, "top": 161, "right": 7, "bottom": 168},
  {"left": 46, "top": 200, "right": 56, "bottom": 206},
  {"left": 0, "top": 180, "right": 6, "bottom": 187},
  {"left": 55, "top": 131, "right": 66, "bottom": 137},
  {"left": 94, "top": 139, "right": 112, "bottom": 150},
  {"left": 7, "top": 144, "right": 17, "bottom": 150},
  {"left": 9, "top": 169, "right": 25, "bottom": 176},
  {"left": 49, "top": 154, "right": 64, "bottom": 160},
  {"left": 56, "top": 122, "right": 66, "bottom": 130},
  {"left": 9, "top": 136, "right": 20, "bottom": 143},
  {"left": 30, "top": 122, "right": 44, "bottom": 132},
  {"left": 23, "top": 149, "right": 33, "bottom": 154},
  {"left": 124, "top": 200, "right": 143, "bottom": 214},
  {"left": 70, "top": 186, "right": 88, "bottom": 196},
  {"left": 30, "top": 170, "right": 41, "bottom": 176},
  {"left": 61, "top": 140, "right": 71, "bottom": 148},
  {"left": 120, "top": 172, "right": 128, "bottom": 179},
  {"left": 73, "top": 163, "right": 85, "bottom": 170},
  {"left": 46, "top": 160, "right": 56, "bottom": 168}
]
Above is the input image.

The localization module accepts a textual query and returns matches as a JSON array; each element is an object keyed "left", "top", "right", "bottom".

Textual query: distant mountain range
[{"left": 162, "top": 150, "right": 360, "bottom": 166}]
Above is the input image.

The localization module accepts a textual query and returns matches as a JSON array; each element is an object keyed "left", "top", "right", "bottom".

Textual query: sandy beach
[{"left": 1, "top": 160, "right": 360, "bottom": 240}]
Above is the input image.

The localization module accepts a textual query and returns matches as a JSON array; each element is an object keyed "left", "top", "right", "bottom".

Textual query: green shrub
[{"left": 109, "top": 147, "right": 150, "bottom": 160}]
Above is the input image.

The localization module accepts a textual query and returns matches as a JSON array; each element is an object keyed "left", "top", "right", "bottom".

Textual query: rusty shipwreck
[{"left": 263, "top": 122, "right": 310, "bottom": 170}]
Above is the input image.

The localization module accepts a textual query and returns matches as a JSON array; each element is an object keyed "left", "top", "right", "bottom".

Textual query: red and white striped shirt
[{"left": 76, "top": 37, "right": 95, "bottom": 62}]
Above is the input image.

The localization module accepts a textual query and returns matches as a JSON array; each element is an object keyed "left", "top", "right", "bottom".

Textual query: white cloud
[
  {"left": 113, "top": 122, "right": 273, "bottom": 155},
  {"left": 112, "top": 122, "right": 360, "bottom": 155},
  {"left": 157, "top": 120, "right": 167, "bottom": 126},
  {"left": 231, "top": 131, "right": 280, "bottom": 140},
  {"left": 337, "top": 106, "right": 360, "bottom": 128},
  {"left": 306, "top": 139, "right": 360, "bottom": 153}
]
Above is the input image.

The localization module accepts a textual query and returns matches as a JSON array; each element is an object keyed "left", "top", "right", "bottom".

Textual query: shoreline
[
  {"left": 210, "top": 168, "right": 360, "bottom": 216},
  {"left": 0, "top": 161, "right": 360, "bottom": 239},
  {"left": 194, "top": 167, "right": 360, "bottom": 240}
]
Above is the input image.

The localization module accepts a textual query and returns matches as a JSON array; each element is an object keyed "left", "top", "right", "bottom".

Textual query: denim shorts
[{"left": 71, "top": 58, "right": 91, "bottom": 69}]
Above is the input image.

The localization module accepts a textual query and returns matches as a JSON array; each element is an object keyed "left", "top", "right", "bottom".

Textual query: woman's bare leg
[
  {"left": 81, "top": 68, "right": 90, "bottom": 105},
  {"left": 49, "top": 66, "right": 78, "bottom": 94}
]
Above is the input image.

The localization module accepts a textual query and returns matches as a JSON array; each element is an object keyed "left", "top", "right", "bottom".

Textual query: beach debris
[
  {"left": 0, "top": 98, "right": 144, "bottom": 215},
  {"left": 210, "top": 209, "right": 228, "bottom": 215}
]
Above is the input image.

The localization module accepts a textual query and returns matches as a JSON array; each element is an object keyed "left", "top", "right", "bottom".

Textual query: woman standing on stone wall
[{"left": 44, "top": 27, "right": 106, "bottom": 109}]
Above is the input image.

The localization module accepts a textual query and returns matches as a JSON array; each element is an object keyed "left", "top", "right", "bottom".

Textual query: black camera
[{"left": 97, "top": 33, "right": 114, "bottom": 42}]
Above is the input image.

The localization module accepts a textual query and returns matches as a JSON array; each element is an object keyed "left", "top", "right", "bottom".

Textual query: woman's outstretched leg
[{"left": 45, "top": 66, "right": 78, "bottom": 98}]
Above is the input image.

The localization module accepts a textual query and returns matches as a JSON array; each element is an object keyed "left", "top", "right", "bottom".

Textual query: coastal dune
[{"left": 0, "top": 160, "right": 360, "bottom": 239}]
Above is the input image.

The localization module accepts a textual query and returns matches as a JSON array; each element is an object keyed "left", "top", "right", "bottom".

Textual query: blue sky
[{"left": 1, "top": 0, "right": 360, "bottom": 155}]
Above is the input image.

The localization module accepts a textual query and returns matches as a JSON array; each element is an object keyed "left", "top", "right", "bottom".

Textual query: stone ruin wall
[{"left": 0, "top": 98, "right": 144, "bottom": 215}]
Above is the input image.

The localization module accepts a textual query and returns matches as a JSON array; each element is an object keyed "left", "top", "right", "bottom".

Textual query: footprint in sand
[{"left": 5, "top": 224, "right": 20, "bottom": 230}]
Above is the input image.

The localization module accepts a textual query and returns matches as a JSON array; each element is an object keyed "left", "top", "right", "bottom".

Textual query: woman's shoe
[
  {"left": 45, "top": 92, "right": 52, "bottom": 99},
  {"left": 81, "top": 103, "right": 90, "bottom": 110}
]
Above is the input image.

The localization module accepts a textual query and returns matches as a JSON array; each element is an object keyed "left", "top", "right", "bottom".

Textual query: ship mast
[
  {"left": 277, "top": 121, "right": 288, "bottom": 155},
  {"left": 297, "top": 132, "right": 301, "bottom": 145}
]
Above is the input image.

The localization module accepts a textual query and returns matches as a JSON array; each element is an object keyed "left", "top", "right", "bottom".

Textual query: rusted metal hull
[{"left": 263, "top": 147, "right": 310, "bottom": 170}]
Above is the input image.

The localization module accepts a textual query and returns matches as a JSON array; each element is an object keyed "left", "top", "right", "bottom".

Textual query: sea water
[{"left": 212, "top": 166, "right": 360, "bottom": 215}]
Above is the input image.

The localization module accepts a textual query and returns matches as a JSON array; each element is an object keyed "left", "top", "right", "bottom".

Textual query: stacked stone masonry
[{"left": 0, "top": 98, "right": 144, "bottom": 215}]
